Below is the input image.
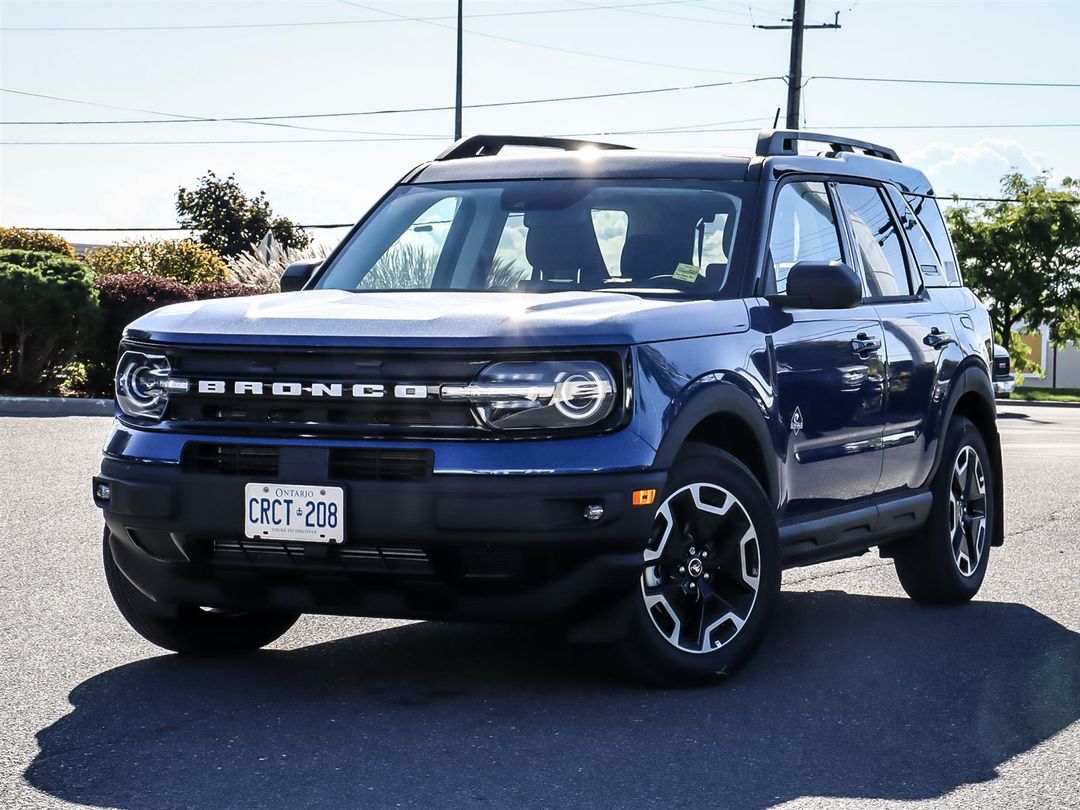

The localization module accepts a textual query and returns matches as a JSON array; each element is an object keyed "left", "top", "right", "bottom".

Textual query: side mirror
[
  {"left": 769, "top": 260, "right": 862, "bottom": 310},
  {"left": 280, "top": 259, "right": 321, "bottom": 293}
]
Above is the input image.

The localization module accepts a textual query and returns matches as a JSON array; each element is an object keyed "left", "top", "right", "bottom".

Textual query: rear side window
[
  {"left": 836, "top": 183, "right": 913, "bottom": 298},
  {"left": 767, "top": 181, "right": 843, "bottom": 295},
  {"left": 903, "top": 193, "right": 961, "bottom": 286},
  {"left": 886, "top": 186, "right": 938, "bottom": 288}
]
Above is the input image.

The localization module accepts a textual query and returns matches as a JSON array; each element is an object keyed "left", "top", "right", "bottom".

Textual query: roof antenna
[{"left": 772, "top": 107, "right": 782, "bottom": 129}]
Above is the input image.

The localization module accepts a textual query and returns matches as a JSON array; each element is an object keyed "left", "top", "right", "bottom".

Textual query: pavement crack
[{"left": 785, "top": 559, "right": 894, "bottom": 586}]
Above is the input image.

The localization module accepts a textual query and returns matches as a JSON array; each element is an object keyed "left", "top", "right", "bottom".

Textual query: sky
[{"left": 1, "top": 0, "right": 1079, "bottom": 248}]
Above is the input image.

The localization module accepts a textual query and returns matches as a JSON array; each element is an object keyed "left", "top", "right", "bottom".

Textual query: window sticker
[{"left": 673, "top": 262, "right": 702, "bottom": 283}]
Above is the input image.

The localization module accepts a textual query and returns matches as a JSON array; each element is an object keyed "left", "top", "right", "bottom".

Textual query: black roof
[{"left": 408, "top": 130, "right": 934, "bottom": 197}]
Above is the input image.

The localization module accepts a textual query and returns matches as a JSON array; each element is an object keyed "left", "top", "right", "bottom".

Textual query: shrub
[
  {"left": 0, "top": 227, "right": 77, "bottom": 258},
  {"left": 190, "top": 280, "right": 258, "bottom": 299},
  {"left": 81, "top": 273, "right": 195, "bottom": 395},
  {"left": 0, "top": 249, "right": 100, "bottom": 394},
  {"left": 225, "top": 242, "right": 328, "bottom": 293},
  {"left": 81, "top": 274, "right": 257, "bottom": 395},
  {"left": 84, "top": 239, "right": 227, "bottom": 284}
]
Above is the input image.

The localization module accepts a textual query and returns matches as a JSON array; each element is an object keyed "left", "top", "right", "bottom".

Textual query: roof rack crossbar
[
  {"left": 755, "top": 129, "right": 901, "bottom": 163},
  {"left": 435, "top": 134, "right": 634, "bottom": 161}
]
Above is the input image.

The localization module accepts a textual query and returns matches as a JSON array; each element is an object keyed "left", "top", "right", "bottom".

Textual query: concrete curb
[
  {"left": 998, "top": 397, "right": 1080, "bottom": 409},
  {"left": 0, "top": 396, "right": 113, "bottom": 416}
]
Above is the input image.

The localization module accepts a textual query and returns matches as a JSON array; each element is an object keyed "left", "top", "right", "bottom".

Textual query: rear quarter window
[{"left": 903, "top": 193, "right": 961, "bottom": 287}]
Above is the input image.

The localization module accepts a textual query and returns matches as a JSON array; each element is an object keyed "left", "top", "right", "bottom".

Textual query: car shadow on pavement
[{"left": 25, "top": 591, "right": 1080, "bottom": 810}]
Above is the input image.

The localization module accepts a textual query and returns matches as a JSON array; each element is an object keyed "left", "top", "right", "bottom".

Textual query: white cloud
[{"left": 906, "top": 140, "right": 1055, "bottom": 197}]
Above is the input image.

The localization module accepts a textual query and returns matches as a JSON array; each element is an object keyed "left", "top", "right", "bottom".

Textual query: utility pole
[
  {"left": 454, "top": 0, "right": 463, "bottom": 140},
  {"left": 755, "top": 3, "right": 841, "bottom": 130}
]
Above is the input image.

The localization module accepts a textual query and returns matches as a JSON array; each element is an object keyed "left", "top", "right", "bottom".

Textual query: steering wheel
[{"left": 647, "top": 273, "right": 696, "bottom": 287}]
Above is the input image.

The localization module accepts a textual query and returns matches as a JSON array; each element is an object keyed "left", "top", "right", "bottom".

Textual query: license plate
[{"left": 244, "top": 483, "right": 345, "bottom": 543}]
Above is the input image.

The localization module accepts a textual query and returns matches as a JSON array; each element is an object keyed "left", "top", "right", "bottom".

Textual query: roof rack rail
[
  {"left": 435, "top": 134, "right": 634, "bottom": 161},
  {"left": 755, "top": 129, "right": 901, "bottom": 163}
]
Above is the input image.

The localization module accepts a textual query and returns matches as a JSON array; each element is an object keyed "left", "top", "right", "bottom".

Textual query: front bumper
[
  {"left": 95, "top": 455, "right": 666, "bottom": 622},
  {"left": 993, "top": 375, "right": 1016, "bottom": 396}
]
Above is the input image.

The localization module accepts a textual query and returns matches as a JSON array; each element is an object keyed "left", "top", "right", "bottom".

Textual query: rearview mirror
[
  {"left": 280, "top": 259, "right": 322, "bottom": 293},
  {"left": 768, "top": 260, "right": 861, "bottom": 310}
]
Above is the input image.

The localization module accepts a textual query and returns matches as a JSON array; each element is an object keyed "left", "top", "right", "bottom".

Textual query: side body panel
[
  {"left": 873, "top": 293, "right": 961, "bottom": 493},
  {"left": 759, "top": 305, "right": 886, "bottom": 515}
]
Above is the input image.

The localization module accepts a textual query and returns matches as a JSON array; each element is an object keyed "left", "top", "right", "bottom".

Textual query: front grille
[
  {"left": 995, "top": 358, "right": 1010, "bottom": 375},
  {"left": 160, "top": 346, "right": 487, "bottom": 435},
  {"left": 211, "top": 538, "right": 432, "bottom": 572},
  {"left": 185, "top": 443, "right": 279, "bottom": 476},
  {"left": 184, "top": 443, "right": 433, "bottom": 480},
  {"left": 329, "top": 448, "right": 433, "bottom": 480}
]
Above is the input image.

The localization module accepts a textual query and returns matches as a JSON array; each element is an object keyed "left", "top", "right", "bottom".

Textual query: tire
[
  {"left": 103, "top": 528, "right": 300, "bottom": 654},
  {"left": 612, "top": 443, "right": 782, "bottom": 686},
  {"left": 892, "top": 417, "right": 994, "bottom": 603}
]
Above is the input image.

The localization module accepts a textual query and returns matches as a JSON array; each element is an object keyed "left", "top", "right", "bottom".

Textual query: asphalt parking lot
[{"left": 1, "top": 404, "right": 1077, "bottom": 809}]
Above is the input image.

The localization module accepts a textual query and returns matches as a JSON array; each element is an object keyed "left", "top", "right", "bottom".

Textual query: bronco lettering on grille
[{"left": 194, "top": 380, "right": 433, "bottom": 399}]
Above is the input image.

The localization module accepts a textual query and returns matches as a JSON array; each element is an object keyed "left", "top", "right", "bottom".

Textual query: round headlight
[
  {"left": 441, "top": 360, "right": 617, "bottom": 430},
  {"left": 115, "top": 351, "right": 187, "bottom": 420},
  {"left": 553, "top": 370, "right": 611, "bottom": 422}
]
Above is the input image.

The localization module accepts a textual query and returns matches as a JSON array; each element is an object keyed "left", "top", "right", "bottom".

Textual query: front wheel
[
  {"left": 892, "top": 417, "right": 995, "bottom": 603},
  {"left": 612, "top": 444, "right": 782, "bottom": 686},
  {"left": 103, "top": 528, "right": 300, "bottom": 654}
]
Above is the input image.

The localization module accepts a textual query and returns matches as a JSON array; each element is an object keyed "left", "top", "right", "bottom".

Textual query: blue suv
[{"left": 94, "top": 130, "right": 1003, "bottom": 685}]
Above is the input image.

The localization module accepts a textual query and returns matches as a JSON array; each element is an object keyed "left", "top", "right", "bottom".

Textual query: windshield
[{"left": 317, "top": 179, "right": 752, "bottom": 297}]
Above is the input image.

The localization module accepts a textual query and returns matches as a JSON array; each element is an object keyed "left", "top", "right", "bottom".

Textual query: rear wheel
[
  {"left": 613, "top": 444, "right": 781, "bottom": 686},
  {"left": 892, "top": 417, "right": 994, "bottom": 603},
  {"left": 103, "top": 528, "right": 300, "bottom": 654}
]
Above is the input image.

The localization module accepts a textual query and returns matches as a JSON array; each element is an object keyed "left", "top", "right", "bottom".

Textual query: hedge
[
  {"left": 84, "top": 239, "right": 228, "bottom": 284},
  {"left": 0, "top": 227, "right": 77, "bottom": 259},
  {"left": 0, "top": 249, "right": 100, "bottom": 394},
  {"left": 81, "top": 274, "right": 255, "bottom": 395}
]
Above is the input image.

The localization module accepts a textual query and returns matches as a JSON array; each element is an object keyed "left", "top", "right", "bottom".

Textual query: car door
[
  {"left": 833, "top": 182, "right": 947, "bottom": 493},
  {"left": 763, "top": 179, "right": 886, "bottom": 517}
]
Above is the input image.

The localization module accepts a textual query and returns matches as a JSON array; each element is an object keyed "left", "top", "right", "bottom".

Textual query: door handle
[
  {"left": 924, "top": 327, "right": 955, "bottom": 350},
  {"left": 850, "top": 332, "right": 882, "bottom": 355}
]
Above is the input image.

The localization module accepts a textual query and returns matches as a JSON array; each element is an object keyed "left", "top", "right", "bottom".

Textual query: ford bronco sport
[{"left": 94, "top": 130, "right": 1003, "bottom": 685}]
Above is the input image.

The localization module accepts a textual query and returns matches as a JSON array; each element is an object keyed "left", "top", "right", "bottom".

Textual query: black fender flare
[
  {"left": 933, "top": 363, "right": 1004, "bottom": 546},
  {"left": 651, "top": 379, "right": 780, "bottom": 505}
]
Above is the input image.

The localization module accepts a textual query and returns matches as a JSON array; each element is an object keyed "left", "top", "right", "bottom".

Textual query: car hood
[{"left": 125, "top": 290, "right": 750, "bottom": 348}]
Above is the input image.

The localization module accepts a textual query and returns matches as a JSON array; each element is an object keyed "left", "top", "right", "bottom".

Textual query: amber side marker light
[{"left": 632, "top": 489, "right": 657, "bottom": 507}]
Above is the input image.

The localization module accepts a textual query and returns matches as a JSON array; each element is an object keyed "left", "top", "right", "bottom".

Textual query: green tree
[
  {"left": 176, "top": 171, "right": 312, "bottom": 258},
  {"left": 0, "top": 249, "right": 100, "bottom": 394},
  {"left": 947, "top": 172, "right": 1080, "bottom": 373}
]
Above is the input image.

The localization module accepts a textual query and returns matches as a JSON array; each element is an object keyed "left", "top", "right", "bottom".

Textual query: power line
[
  {"left": 1, "top": 77, "right": 782, "bottom": 125},
  {"left": 9, "top": 120, "right": 1080, "bottom": 146},
  {"left": 568, "top": 0, "right": 766, "bottom": 27},
  {"left": 0, "top": 88, "right": 444, "bottom": 137},
  {"left": 633, "top": 122, "right": 1080, "bottom": 134},
  {"left": 582, "top": 115, "right": 770, "bottom": 134},
  {"left": 809, "top": 74, "right": 1080, "bottom": 89},
  {"left": 336, "top": 0, "right": 762, "bottom": 76},
  {"left": 0, "top": 0, "right": 715, "bottom": 32},
  {"left": 6, "top": 73, "right": 1074, "bottom": 129},
  {"left": 706, "top": 0, "right": 786, "bottom": 16}
]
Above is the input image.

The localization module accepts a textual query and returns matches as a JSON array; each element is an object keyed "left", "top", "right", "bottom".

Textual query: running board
[{"left": 779, "top": 491, "right": 932, "bottom": 568}]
